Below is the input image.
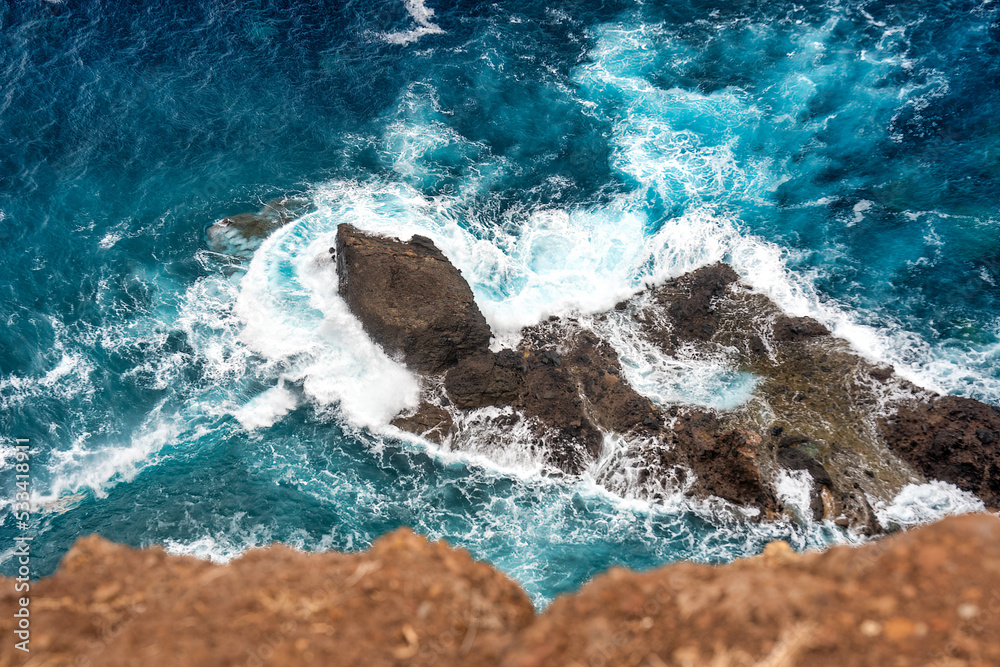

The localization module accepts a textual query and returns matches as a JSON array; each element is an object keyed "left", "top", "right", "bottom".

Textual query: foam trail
[
  {"left": 383, "top": 0, "right": 445, "bottom": 46},
  {"left": 232, "top": 381, "right": 298, "bottom": 430}
]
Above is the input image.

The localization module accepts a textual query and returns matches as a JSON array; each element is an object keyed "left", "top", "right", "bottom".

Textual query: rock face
[
  {"left": 505, "top": 513, "right": 1000, "bottom": 667},
  {"left": 623, "top": 263, "right": 921, "bottom": 532},
  {"left": 0, "top": 529, "right": 534, "bottom": 667},
  {"left": 4, "top": 514, "right": 999, "bottom": 667},
  {"left": 880, "top": 396, "right": 1000, "bottom": 509},
  {"left": 333, "top": 226, "right": 1000, "bottom": 531},
  {"left": 444, "top": 320, "right": 662, "bottom": 473},
  {"left": 335, "top": 224, "right": 492, "bottom": 374}
]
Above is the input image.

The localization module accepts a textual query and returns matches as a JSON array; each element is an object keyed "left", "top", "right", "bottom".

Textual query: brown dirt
[
  {"left": 3, "top": 514, "right": 1000, "bottom": 667},
  {"left": 0, "top": 529, "right": 533, "bottom": 667},
  {"left": 505, "top": 513, "right": 1000, "bottom": 667}
]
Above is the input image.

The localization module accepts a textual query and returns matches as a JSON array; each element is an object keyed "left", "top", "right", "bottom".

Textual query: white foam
[
  {"left": 233, "top": 381, "right": 298, "bottom": 430},
  {"left": 587, "top": 305, "right": 759, "bottom": 411},
  {"left": 774, "top": 469, "right": 815, "bottom": 521},
  {"left": 161, "top": 516, "right": 293, "bottom": 565},
  {"left": 851, "top": 199, "right": 872, "bottom": 225},
  {"left": 163, "top": 535, "right": 240, "bottom": 564},
  {"left": 875, "top": 481, "right": 987, "bottom": 528},
  {"left": 36, "top": 400, "right": 180, "bottom": 504},
  {"left": 383, "top": 0, "right": 445, "bottom": 46},
  {"left": 234, "top": 215, "right": 421, "bottom": 430},
  {"left": 98, "top": 231, "right": 122, "bottom": 249}
]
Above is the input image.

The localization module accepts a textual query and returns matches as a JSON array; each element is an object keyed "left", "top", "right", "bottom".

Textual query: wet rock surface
[
  {"left": 624, "top": 263, "right": 933, "bottom": 532},
  {"left": 880, "top": 396, "right": 1000, "bottom": 509},
  {"left": 391, "top": 401, "right": 454, "bottom": 444},
  {"left": 335, "top": 225, "right": 492, "bottom": 374},
  {"left": 4, "top": 514, "right": 999, "bottom": 667},
  {"left": 332, "top": 227, "right": 1000, "bottom": 530},
  {"left": 444, "top": 320, "right": 662, "bottom": 473}
]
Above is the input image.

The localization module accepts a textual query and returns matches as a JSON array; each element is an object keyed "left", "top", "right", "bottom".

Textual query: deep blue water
[{"left": 1, "top": 0, "right": 998, "bottom": 605}]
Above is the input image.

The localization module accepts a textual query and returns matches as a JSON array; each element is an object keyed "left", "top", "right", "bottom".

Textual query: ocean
[{"left": 1, "top": 0, "right": 997, "bottom": 606}]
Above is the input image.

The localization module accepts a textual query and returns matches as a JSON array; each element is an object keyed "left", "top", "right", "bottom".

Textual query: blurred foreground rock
[{"left": 2, "top": 514, "right": 999, "bottom": 667}]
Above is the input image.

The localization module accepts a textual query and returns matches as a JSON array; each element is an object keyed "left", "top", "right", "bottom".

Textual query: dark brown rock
[
  {"left": 631, "top": 264, "right": 930, "bottom": 531},
  {"left": 773, "top": 315, "right": 832, "bottom": 342},
  {"left": 682, "top": 416, "right": 778, "bottom": 512},
  {"left": 776, "top": 444, "right": 834, "bottom": 489},
  {"left": 663, "top": 262, "right": 740, "bottom": 342},
  {"left": 445, "top": 350, "right": 525, "bottom": 409},
  {"left": 880, "top": 395, "right": 1000, "bottom": 508},
  {"left": 443, "top": 320, "right": 664, "bottom": 475},
  {"left": 391, "top": 402, "right": 454, "bottom": 444},
  {"left": 335, "top": 224, "right": 493, "bottom": 374}
]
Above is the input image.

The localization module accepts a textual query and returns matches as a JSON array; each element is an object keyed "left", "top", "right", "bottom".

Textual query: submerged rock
[
  {"left": 335, "top": 224, "right": 492, "bottom": 375},
  {"left": 207, "top": 197, "right": 313, "bottom": 256}
]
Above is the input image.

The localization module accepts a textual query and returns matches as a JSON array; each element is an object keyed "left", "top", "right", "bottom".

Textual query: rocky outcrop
[
  {"left": 880, "top": 396, "right": 1000, "bottom": 509},
  {"left": 332, "top": 226, "right": 1000, "bottom": 532},
  {"left": 623, "top": 263, "right": 925, "bottom": 532},
  {"left": 444, "top": 319, "right": 662, "bottom": 473},
  {"left": 4, "top": 514, "right": 999, "bottom": 667},
  {"left": 334, "top": 225, "right": 492, "bottom": 374},
  {"left": 391, "top": 401, "right": 453, "bottom": 444}
]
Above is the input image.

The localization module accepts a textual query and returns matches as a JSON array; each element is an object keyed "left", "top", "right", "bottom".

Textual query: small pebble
[{"left": 860, "top": 620, "right": 882, "bottom": 637}]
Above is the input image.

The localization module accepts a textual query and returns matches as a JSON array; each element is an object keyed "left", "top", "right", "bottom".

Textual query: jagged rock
[
  {"left": 444, "top": 320, "right": 662, "bottom": 474},
  {"left": 773, "top": 314, "right": 832, "bottom": 342},
  {"left": 777, "top": 443, "right": 837, "bottom": 521},
  {"left": 631, "top": 264, "right": 935, "bottom": 531},
  {"left": 391, "top": 401, "right": 453, "bottom": 444},
  {"left": 880, "top": 396, "right": 1000, "bottom": 508},
  {"left": 677, "top": 415, "right": 778, "bottom": 512},
  {"left": 6, "top": 515, "right": 1000, "bottom": 667},
  {"left": 331, "top": 228, "right": 999, "bottom": 527},
  {"left": 445, "top": 350, "right": 525, "bottom": 409},
  {"left": 776, "top": 445, "right": 833, "bottom": 488},
  {"left": 335, "top": 224, "right": 492, "bottom": 374},
  {"left": 663, "top": 263, "right": 740, "bottom": 342}
]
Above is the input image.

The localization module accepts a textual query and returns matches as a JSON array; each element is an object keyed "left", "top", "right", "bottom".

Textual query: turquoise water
[{"left": 1, "top": 0, "right": 997, "bottom": 605}]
